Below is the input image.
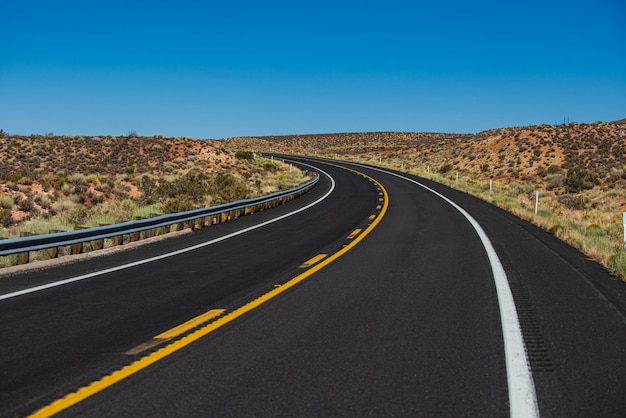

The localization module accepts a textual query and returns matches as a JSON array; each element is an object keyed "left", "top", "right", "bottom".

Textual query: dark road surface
[{"left": 1, "top": 158, "right": 625, "bottom": 417}]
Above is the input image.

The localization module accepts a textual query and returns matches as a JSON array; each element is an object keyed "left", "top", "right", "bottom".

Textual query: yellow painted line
[
  {"left": 369, "top": 215, "right": 376, "bottom": 220},
  {"left": 156, "top": 309, "right": 225, "bottom": 339},
  {"left": 29, "top": 165, "right": 389, "bottom": 418},
  {"left": 300, "top": 253, "right": 328, "bottom": 268},
  {"left": 347, "top": 229, "right": 362, "bottom": 239},
  {"left": 126, "top": 309, "right": 225, "bottom": 355}
]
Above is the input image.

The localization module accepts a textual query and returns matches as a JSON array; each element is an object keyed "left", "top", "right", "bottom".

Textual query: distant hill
[{"left": 225, "top": 121, "right": 626, "bottom": 187}]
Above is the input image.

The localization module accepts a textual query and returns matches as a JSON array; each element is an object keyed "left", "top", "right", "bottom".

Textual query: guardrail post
[
  {"left": 0, "top": 175, "right": 319, "bottom": 264},
  {"left": 46, "top": 229, "right": 64, "bottom": 259},
  {"left": 70, "top": 241, "right": 83, "bottom": 255},
  {"left": 92, "top": 224, "right": 107, "bottom": 250},
  {"left": 72, "top": 226, "right": 88, "bottom": 254},
  {"left": 112, "top": 234, "right": 124, "bottom": 246},
  {"left": 17, "top": 232, "right": 33, "bottom": 264},
  {"left": 91, "top": 237, "right": 104, "bottom": 251}
]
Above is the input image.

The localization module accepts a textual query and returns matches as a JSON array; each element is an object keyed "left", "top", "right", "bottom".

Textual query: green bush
[
  {"left": 557, "top": 194, "right": 592, "bottom": 210},
  {"left": 262, "top": 161, "right": 279, "bottom": 172},
  {"left": 609, "top": 252, "right": 626, "bottom": 278},
  {"left": 1, "top": 209, "right": 13, "bottom": 227},
  {"left": 439, "top": 163, "right": 453, "bottom": 174},
  {"left": 67, "top": 206, "right": 92, "bottom": 227},
  {"left": 235, "top": 151, "right": 255, "bottom": 160},
  {"left": 161, "top": 195, "right": 195, "bottom": 214},
  {"left": 564, "top": 167, "right": 600, "bottom": 193},
  {"left": 0, "top": 195, "right": 13, "bottom": 209}
]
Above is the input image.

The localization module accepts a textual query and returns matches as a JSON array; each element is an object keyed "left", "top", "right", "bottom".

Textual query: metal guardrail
[{"left": 0, "top": 174, "right": 319, "bottom": 264}]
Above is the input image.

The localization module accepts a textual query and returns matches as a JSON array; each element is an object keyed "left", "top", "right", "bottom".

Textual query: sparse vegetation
[
  {"left": 224, "top": 120, "right": 626, "bottom": 280},
  {"left": 0, "top": 134, "right": 307, "bottom": 250}
]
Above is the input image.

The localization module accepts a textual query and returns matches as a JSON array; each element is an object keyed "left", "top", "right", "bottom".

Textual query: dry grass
[
  {"left": 0, "top": 134, "right": 306, "bottom": 240},
  {"left": 223, "top": 121, "right": 626, "bottom": 280}
]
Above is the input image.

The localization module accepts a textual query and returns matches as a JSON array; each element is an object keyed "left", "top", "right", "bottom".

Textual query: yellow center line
[
  {"left": 125, "top": 309, "right": 225, "bottom": 355},
  {"left": 29, "top": 163, "right": 389, "bottom": 418},
  {"left": 347, "top": 229, "right": 362, "bottom": 239},
  {"left": 300, "top": 253, "right": 328, "bottom": 268},
  {"left": 156, "top": 309, "right": 225, "bottom": 339}
]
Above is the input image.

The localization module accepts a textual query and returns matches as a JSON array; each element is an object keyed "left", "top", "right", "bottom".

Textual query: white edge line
[
  {"left": 0, "top": 162, "right": 335, "bottom": 302},
  {"left": 343, "top": 161, "right": 540, "bottom": 418}
]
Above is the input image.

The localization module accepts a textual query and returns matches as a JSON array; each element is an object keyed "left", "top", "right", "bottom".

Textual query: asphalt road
[{"left": 1, "top": 158, "right": 625, "bottom": 417}]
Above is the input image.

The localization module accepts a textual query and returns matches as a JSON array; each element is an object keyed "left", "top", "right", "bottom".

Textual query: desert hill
[
  {"left": 225, "top": 121, "right": 626, "bottom": 193},
  {"left": 0, "top": 135, "right": 298, "bottom": 234},
  {"left": 225, "top": 121, "right": 626, "bottom": 278}
]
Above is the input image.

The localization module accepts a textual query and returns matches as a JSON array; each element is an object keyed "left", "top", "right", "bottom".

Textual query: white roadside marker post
[
  {"left": 623, "top": 212, "right": 626, "bottom": 248},
  {"left": 535, "top": 191, "right": 539, "bottom": 216}
]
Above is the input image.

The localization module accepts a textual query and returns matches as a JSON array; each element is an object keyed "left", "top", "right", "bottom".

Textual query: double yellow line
[{"left": 30, "top": 165, "right": 389, "bottom": 417}]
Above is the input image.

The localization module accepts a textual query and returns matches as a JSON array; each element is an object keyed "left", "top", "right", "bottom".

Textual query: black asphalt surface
[{"left": 1, "top": 158, "right": 625, "bottom": 417}]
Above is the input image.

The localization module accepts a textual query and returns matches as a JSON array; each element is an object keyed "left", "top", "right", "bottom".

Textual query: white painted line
[
  {"left": 345, "top": 161, "right": 540, "bottom": 418},
  {"left": 0, "top": 163, "right": 335, "bottom": 302}
]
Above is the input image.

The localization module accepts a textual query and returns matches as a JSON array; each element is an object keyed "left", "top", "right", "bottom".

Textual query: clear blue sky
[{"left": 1, "top": 0, "right": 624, "bottom": 139}]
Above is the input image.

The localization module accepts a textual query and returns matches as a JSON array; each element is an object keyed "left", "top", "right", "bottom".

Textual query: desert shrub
[
  {"left": 91, "top": 192, "right": 106, "bottom": 204},
  {"left": 609, "top": 167, "right": 624, "bottom": 180},
  {"left": 262, "top": 161, "right": 279, "bottom": 172},
  {"left": 218, "top": 182, "right": 248, "bottom": 202},
  {"left": 68, "top": 173, "right": 86, "bottom": 185},
  {"left": 564, "top": 167, "right": 600, "bottom": 193},
  {"left": 98, "top": 199, "right": 137, "bottom": 222},
  {"left": 139, "top": 175, "right": 157, "bottom": 202},
  {"left": 0, "top": 209, "right": 12, "bottom": 227},
  {"left": 213, "top": 173, "right": 248, "bottom": 202},
  {"left": 609, "top": 252, "right": 626, "bottom": 278},
  {"left": 557, "top": 194, "right": 592, "bottom": 210},
  {"left": 161, "top": 195, "right": 195, "bottom": 213},
  {"left": 67, "top": 206, "right": 92, "bottom": 227},
  {"left": 34, "top": 194, "right": 52, "bottom": 209},
  {"left": 18, "top": 197, "right": 35, "bottom": 212},
  {"left": 235, "top": 150, "right": 255, "bottom": 160},
  {"left": 508, "top": 182, "right": 533, "bottom": 196},
  {"left": 439, "top": 163, "right": 453, "bottom": 174},
  {"left": 156, "top": 172, "right": 211, "bottom": 204},
  {"left": 18, "top": 177, "right": 33, "bottom": 185},
  {"left": 0, "top": 195, "right": 13, "bottom": 209},
  {"left": 50, "top": 200, "right": 70, "bottom": 214},
  {"left": 585, "top": 224, "right": 606, "bottom": 237},
  {"left": 545, "top": 174, "right": 564, "bottom": 191}
]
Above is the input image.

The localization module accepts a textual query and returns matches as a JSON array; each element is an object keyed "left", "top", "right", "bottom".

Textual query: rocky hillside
[
  {"left": 0, "top": 135, "right": 294, "bottom": 232},
  {"left": 226, "top": 121, "right": 626, "bottom": 197}
]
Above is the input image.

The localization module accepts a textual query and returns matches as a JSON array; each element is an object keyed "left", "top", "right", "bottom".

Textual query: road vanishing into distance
[{"left": 1, "top": 157, "right": 626, "bottom": 417}]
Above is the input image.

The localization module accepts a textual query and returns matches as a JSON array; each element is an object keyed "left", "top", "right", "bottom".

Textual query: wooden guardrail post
[
  {"left": 91, "top": 224, "right": 107, "bottom": 251},
  {"left": 46, "top": 229, "right": 64, "bottom": 259},
  {"left": 130, "top": 217, "right": 142, "bottom": 242},
  {"left": 72, "top": 226, "right": 91, "bottom": 254},
  {"left": 112, "top": 234, "right": 124, "bottom": 246},
  {"left": 147, "top": 213, "right": 160, "bottom": 237},
  {"left": 17, "top": 232, "right": 32, "bottom": 264}
]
